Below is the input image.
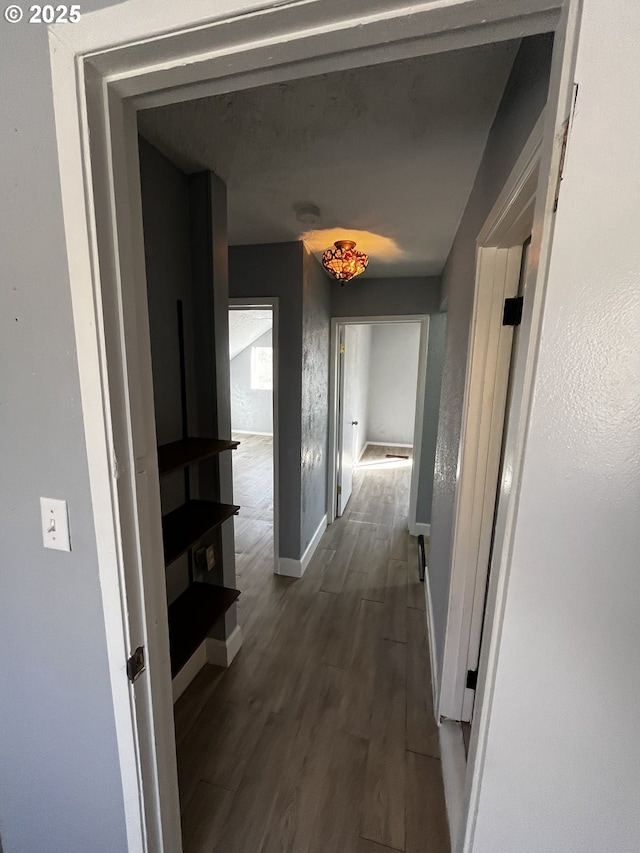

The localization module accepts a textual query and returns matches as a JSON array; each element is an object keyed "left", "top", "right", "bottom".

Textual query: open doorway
[
  {"left": 330, "top": 317, "right": 429, "bottom": 532},
  {"left": 228, "top": 303, "right": 279, "bottom": 590},
  {"left": 48, "top": 0, "right": 579, "bottom": 846}
]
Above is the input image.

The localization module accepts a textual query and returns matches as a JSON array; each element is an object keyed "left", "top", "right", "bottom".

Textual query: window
[{"left": 251, "top": 346, "right": 273, "bottom": 390}]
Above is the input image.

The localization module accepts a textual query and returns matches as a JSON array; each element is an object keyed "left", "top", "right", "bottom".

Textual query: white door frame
[
  {"left": 335, "top": 323, "right": 352, "bottom": 518},
  {"left": 47, "top": 0, "right": 580, "bottom": 849},
  {"left": 328, "top": 316, "right": 429, "bottom": 527},
  {"left": 439, "top": 114, "right": 544, "bottom": 724},
  {"left": 228, "top": 298, "right": 280, "bottom": 572}
]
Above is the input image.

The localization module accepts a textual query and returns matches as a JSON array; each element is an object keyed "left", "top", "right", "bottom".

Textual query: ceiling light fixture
[{"left": 321, "top": 240, "right": 369, "bottom": 284}]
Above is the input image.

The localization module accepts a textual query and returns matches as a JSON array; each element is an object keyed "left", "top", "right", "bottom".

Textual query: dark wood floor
[{"left": 174, "top": 440, "right": 450, "bottom": 853}]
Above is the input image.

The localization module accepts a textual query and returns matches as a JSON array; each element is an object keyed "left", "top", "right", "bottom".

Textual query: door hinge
[
  {"left": 466, "top": 669, "right": 478, "bottom": 691},
  {"left": 127, "top": 646, "right": 145, "bottom": 683},
  {"left": 503, "top": 296, "right": 524, "bottom": 326},
  {"left": 337, "top": 485, "right": 342, "bottom": 495},
  {"left": 339, "top": 342, "right": 345, "bottom": 355}
]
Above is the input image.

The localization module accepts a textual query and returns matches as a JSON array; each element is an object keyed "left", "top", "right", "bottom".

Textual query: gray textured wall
[
  {"left": 0, "top": 2, "right": 129, "bottom": 850},
  {"left": 229, "top": 242, "right": 304, "bottom": 559},
  {"left": 139, "top": 137, "right": 194, "bottom": 606},
  {"left": 416, "top": 313, "right": 446, "bottom": 525},
  {"left": 331, "top": 275, "right": 441, "bottom": 317},
  {"left": 189, "top": 170, "right": 238, "bottom": 639},
  {"left": 429, "top": 34, "right": 554, "bottom": 677},
  {"left": 301, "top": 251, "right": 332, "bottom": 549},
  {"left": 230, "top": 328, "right": 274, "bottom": 434}
]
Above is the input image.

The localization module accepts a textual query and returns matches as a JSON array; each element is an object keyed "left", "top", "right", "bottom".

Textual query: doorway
[
  {"left": 49, "top": 2, "right": 580, "bottom": 849},
  {"left": 439, "top": 121, "right": 541, "bottom": 732},
  {"left": 462, "top": 234, "right": 531, "bottom": 733},
  {"left": 330, "top": 317, "right": 429, "bottom": 530},
  {"left": 228, "top": 303, "right": 279, "bottom": 588}
]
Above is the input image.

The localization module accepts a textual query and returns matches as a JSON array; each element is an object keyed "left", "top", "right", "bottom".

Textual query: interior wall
[
  {"left": 474, "top": 4, "right": 640, "bottom": 850},
  {"left": 229, "top": 243, "right": 332, "bottom": 560},
  {"left": 366, "top": 323, "right": 421, "bottom": 446},
  {"left": 347, "top": 324, "right": 373, "bottom": 462},
  {"left": 331, "top": 275, "right": 441, "bottom": 317},
  {"left": 230, "top": 327, "right": 274, "bottom": 434},
  {"left": 301, "top": 250, "right": 332, "bottom": 549},
  {"left": 416, "top": 313, "right": 446, "bottom": 526},
  {"left": 139, "top": 137, "right": 195, "bottom": 605},
  {"left": 229, "top": 242, "right": 304, "bottom": 559},
  {"left": 187, "top": 169, "right": 239, "bottom": 639},
  {"left": 0, "top": 2, "right": 129, "bottom": 849},
  {"left": 429, "top": 33, "right": 554, "bottom": 678}
]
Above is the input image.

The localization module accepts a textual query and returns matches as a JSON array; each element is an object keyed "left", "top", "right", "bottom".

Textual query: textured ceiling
[
  {"left": 139, "top": 41, "right": 519, "bottom": 277},
  {"left": 228, "top": 309, "right": 272, "bottom": 360}
]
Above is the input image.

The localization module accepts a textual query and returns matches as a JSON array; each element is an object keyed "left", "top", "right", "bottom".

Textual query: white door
[
  {"left": 337, "top": 325, "right": 359, "bottom": 516},
  {"left": 462, "top": 236, "right": 531, "bottom": 721}
]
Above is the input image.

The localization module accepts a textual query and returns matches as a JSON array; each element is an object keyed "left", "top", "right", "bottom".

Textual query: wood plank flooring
[{"left": 176, "top": 440, "right": 450, "bottom": 852}]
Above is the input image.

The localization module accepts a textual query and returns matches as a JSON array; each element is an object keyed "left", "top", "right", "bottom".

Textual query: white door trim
[
  {"left": 228, "top": 298, "right": 280, "bottom": 572},
  {"left": 46, "top": 0, "right": 579, "bottom": 849},
  {"left": 439, "top": 114, "right": 544, "bottom": 723},
  {"left": 327, "top": 315, "right": 429, "bottom": 530}
]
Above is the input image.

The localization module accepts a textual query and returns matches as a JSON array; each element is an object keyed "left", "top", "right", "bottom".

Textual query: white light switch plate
[{"left": 40, "top": 497, "right": 71, "bottom": 551}]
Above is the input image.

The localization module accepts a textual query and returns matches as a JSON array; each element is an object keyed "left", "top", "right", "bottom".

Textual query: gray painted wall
[
  {"left": 229, "top": 242, "right": 304, "bottom": 559},
  {"left": 0, "top": 2, "right": 129, "bottom": 850},
  {"left": 139, "top": 145, "right": 238, "bottom": 637},
  {"left": 367, "top": 323, "right": 421, "bottom": 445},
  {"left": 230, "top": 328, "right": 274, "bottom": 434},
  {"left": 429, "top": 34, "right": 554, "bottom": 678},
  {"left": 139, "top": 138, "right": 195, "bottom": 605},
  {"left": 229, "top": 243, "right": 331, "bottom": 558},
  {"left": 416, "top": 313, "right": 446, "bottom": 525},
  {"left": 331, "top": 275, "right": 441, "bottom": 318},
  {"left": 189, "top": 170, "right": 238, "bottom": 639},
  {"left": 301, "top": 250, "right": 332, "bottom": 550}
]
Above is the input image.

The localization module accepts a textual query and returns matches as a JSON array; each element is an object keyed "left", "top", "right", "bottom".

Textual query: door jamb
[
  {"left": 328, "top": 315, "right": 429, "bottom": 529},
  {"left": 439, "top": 114, "right": 544, "bottom": 724},
  {"left": 228, "top": 298, "right": 280, "bottom": 573},
  {"left": 46, "top": 1, "right": 579, "bottom": 849}
]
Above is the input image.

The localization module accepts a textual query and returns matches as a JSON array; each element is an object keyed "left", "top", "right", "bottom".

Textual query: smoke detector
[{"left": 294, "top": 203, "right": 321, "bottom": 225}]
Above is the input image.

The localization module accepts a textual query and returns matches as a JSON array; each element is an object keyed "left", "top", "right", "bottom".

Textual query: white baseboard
[
  {"left": 365, "top": 440, "right": 413, "bottom": 448},
  {"left": 231, "top": 429, "right": 273, "bottom": 436},
  {"left": 171, "top": 625, "right": 244, "bottom": 703},
  {"left": 439, "top": 719, "right": 467, "bottom": 851},
  {"left": 206, "top": 624, "right": 243, "bottom": 668},
  {"left": 410, "top": 521, "right": 431, "bottom": 537},
  {"left": 278, "top": 514, "right": 327, "bottom": 578},
  {"left": 424, "top": 563, "right": 440, "bottom": 714},
  {"left": 172, "top": 641, "right": 207, "bottom": 704}
]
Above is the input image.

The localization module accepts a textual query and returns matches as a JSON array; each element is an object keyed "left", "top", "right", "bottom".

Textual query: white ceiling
[
  {"left": 228, "top": 309, "right": 272, "bottom": 360},
  {"left": 138, "top": 41, "right": 519, "bottom": 277}
]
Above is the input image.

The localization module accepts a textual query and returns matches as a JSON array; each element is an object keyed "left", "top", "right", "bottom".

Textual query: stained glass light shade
[{"left": 321, "top": 240, "right": 369, "bottom": 283}]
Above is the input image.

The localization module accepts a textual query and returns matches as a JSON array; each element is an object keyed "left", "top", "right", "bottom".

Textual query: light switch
[{"left": 40, "top": 497, "right": 71, "bottom": 551}]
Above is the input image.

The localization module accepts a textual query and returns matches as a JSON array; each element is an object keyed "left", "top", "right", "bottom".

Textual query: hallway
[{"left": 175, "top": 444, "right": 449, "bottom": 853}]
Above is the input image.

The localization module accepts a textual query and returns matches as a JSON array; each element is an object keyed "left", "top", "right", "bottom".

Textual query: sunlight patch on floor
[{"left": 356, "top": 457, "right": 413, "bottom": 471}]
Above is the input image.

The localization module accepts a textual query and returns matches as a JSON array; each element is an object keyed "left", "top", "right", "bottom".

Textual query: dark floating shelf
[
  {"left": 162, "top": 499, "right": 240, "bottom": 566},
  {"left": 158, "top": 437, "right": 239, "bottom": 477},
  {"left": 168, "top": 582, "right": 240, "bottom": 677}
]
